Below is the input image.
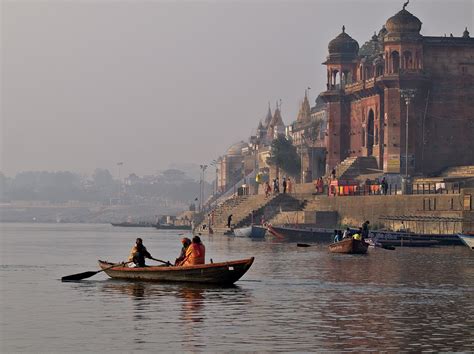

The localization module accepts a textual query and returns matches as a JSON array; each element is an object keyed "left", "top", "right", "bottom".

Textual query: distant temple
[{"left": 318, "top": 5, "right": 474, "bottom": 175}]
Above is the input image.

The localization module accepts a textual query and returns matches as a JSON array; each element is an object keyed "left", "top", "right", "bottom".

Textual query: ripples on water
[{"left": 1, "top": 223, "right": 473, "bottom": 352}]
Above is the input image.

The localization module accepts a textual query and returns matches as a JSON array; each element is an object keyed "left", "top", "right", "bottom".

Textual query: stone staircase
[
  {"left": 242, "top": 194, "right": 306, "bottom": 227},
  {"left": 333, "top": 156, "right": 381, "bottom": 181},
  {"left": 206, "top": 194, "right": 274, "bottom": 232},
  {"left": 203, "top": 193, "right": 308, "bottom": 232}
]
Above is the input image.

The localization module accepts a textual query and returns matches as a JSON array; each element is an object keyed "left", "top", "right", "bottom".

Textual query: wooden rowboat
[
  {"left": 329, "top": 238, "right": 369, "bottom": 254},
  {"left": 98, "top": 257, "right": 254, "bottom": 285}
]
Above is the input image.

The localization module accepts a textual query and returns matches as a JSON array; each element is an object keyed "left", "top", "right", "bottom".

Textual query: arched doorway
[{"left": 367, "top": 109, "right": 375, "bottom": 156}]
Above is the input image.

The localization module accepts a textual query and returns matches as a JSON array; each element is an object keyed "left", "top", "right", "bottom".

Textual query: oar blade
[
  {"left": 297, "top": 243, "right": 311, "bottom": 247},
  {"left": 61, "top": 270, "right": 98, "bottom": 282}
]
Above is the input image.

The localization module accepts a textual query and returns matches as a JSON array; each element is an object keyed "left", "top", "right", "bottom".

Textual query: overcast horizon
[{"left": 2, "top": 0, "right": 472, "bottom": 178}]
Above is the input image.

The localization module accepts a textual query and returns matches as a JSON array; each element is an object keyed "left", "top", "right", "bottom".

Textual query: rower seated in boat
[
  {"left": 175, "top": 237, "right": 191, "bottom": 266},
  {"left": 128, "top": 238, "right": 153, "bottom": 267},
  {"left": 342, "top": 227, "right": 351, "bottom": 239},
  {"left": 182, "top": 236, "right": 205, "bottom": 266},
  {"left": 333, "top": 230, "right": 343, "bottom": 243}
]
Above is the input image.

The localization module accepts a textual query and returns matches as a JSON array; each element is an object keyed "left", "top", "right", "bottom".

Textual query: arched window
[
  {"left": 362, "top": 127, "right": 366, "bottom": 147},
  {"left": 367, "top": 109, "right": 375, "bottom": 155},
  {"left": 391, "top": 51, "right": 400, "bottom": 74},
  {"left": 403, "top": 51, "right": 412, "bottom": 69}
]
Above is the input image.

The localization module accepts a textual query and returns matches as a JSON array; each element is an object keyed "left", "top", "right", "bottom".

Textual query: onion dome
[
  {"left": 226, "top": 141, "right": 247, "bottom": 156},
  {"left": 327, "top": 25, "right": 359, "bottom": 61},
  {"left": 386, "top": 9, "right": 422, "bottom": 34}
]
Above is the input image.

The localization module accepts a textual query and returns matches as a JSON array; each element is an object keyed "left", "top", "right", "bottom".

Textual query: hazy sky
[{"left": 2, "top": 0, "right": 472, "bottom": 178}]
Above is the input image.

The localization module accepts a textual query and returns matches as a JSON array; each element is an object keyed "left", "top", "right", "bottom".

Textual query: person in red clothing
[{"left": 182, "top": 236, "right": 206, "bottom": 266}]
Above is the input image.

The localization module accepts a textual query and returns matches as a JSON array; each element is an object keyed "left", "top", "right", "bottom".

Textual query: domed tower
[
  {"left": 321, "top": 26, "right": 359, "bottom": 172},
  {"left": 384, "top": 4, "right": 423, "bottom": 74},
  {"left": 380, "top": 3, "right": 428, "bottom": 176},
  {"left": 324, "top": 25, "right": 359, "bottom": 90}
]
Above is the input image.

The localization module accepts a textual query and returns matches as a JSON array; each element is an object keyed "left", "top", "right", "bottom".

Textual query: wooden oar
[
  {"left": 150, "top": 257, "right": 172, "bottom": 266},
  {"left": 297, "top": 243, "right": 311, "bottom": 247},
  {"left": 61, "top": 261, "right": 132, "bottom": 281}
]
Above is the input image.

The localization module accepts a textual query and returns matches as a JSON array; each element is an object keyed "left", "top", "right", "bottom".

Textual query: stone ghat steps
[
  {"left": 331, "top": 156, "right": 380, "bottom": 181},
  {"left": 237, "top": 194, "right": 306, "bottom": 228},
  {"left": 210, "top": 194, "right": 275, "bottom": 228}
]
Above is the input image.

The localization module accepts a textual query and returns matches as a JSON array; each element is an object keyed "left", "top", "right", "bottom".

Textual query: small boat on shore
[
  {"left": 98, "top": 257, "right": 254, "bottom": 285},
  {"left": 233, "top": 225, "right": 266, "bottom": 238},
  {"left": 458, "top": 234, "right": 474, "bottom": 250},
  {"left": 329, "top": 238, "right": 369, "bottom": 254}
]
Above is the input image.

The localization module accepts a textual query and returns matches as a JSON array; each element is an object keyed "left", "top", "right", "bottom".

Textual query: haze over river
[{"left": 1, "top": 223, "right": 473, "bottom": 352}]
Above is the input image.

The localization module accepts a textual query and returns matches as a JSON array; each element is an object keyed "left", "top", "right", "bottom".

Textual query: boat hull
[
  {"left": 98, "top": 257, "right": 254, "bottom": 285},
  {"left": 369, "top": 230, "right": 462, "bottom": 246},
  {"left": 155, "top": 224, "right": 192, "bottom": 230},
  {"left": 233, "top": 225, "right": 266, "bottom": 238},
  {"left": 111, "top": 222, "right": 154, "bottom": 227},
  {"left": 267, "top": 225, "right": 333, "bottom": 242},
  {"left": 458, "top": 234, "right": 474, "bottom": 250},
  {"left": 329, "top": 238, "right": 369, "bottom": 254}
]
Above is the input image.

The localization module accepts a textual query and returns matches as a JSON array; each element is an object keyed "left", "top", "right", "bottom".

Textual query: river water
[{"left": 1, "top": 223, "right": 473, "bottom": 352}]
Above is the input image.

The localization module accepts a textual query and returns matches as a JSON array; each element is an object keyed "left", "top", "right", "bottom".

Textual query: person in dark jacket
[
  {"left": 361, "top": 220, "right": 370, "bottom": 240},
  {"left": 127, "top": 238, "right": 153, "bottom": 267},
  {"left": 227, "top": 214, "right": 233, "bottom": 228}
]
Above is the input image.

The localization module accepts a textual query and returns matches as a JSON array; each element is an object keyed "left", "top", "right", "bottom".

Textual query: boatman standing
[
  {"left": 128, "top": 238, "right": 153, "bottom": 267},
  {"left": 361, "top": 220, "right": 370, "bottom": 240}
]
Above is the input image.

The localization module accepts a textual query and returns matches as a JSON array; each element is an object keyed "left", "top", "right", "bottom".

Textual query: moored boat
[
  {"left": 267, "top": 224, "right": 333, "bottom": 242},
  {"left": 111, "top": 222, "right": 155, "bottom": 227},
  {"left": 458, "top": 234, "right": 474, "bottom": 250},
  {"left": 369, "top": 230, "right": 461, "bottom": 246},
  {"left": 329, "top": 238, "right": 369, "bottom": 254},
  {"left": 155, "top": 224, "right": 192, "bottom": 230},
  {"left": 98, "top": 257, "right": 254, "bottom": 285},
  {"left": 233, "top": 225, "right": 266, "bottom": 238}
]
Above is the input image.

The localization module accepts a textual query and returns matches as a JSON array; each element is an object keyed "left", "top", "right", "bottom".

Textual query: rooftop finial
[
  {"left": 403, "top": 0, "right": 409, "bottom": 10},
  {"left": 463, "top": 27, "right": 470, "bottom": 38},
  {"left": 342, "top": 25, "right": 345, "bottom": 33}
]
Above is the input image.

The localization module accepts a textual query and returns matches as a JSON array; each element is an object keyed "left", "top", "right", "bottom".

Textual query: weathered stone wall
[
  {"left": 421, "top": 42, "right": 474, "bottom": 174},
  {"left": 304, "top": 193, "right": 469, "bottom": 233}
]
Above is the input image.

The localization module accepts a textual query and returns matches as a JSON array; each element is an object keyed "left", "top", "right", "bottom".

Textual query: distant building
[
  {"left": 319, "top": 5, "right": 474, "bottom": 175},
  {"left": 287, "top": 92, "right": 328, "bottom": 181}
]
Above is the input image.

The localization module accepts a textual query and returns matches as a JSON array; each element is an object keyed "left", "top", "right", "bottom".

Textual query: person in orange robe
[{"left": 182, "top": 236, "right": 205, "bottom": 266}]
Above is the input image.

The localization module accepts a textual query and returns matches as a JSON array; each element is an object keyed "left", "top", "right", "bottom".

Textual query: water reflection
[{"left": 99, "top": 280, "right": 251, "bottom": 325}]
